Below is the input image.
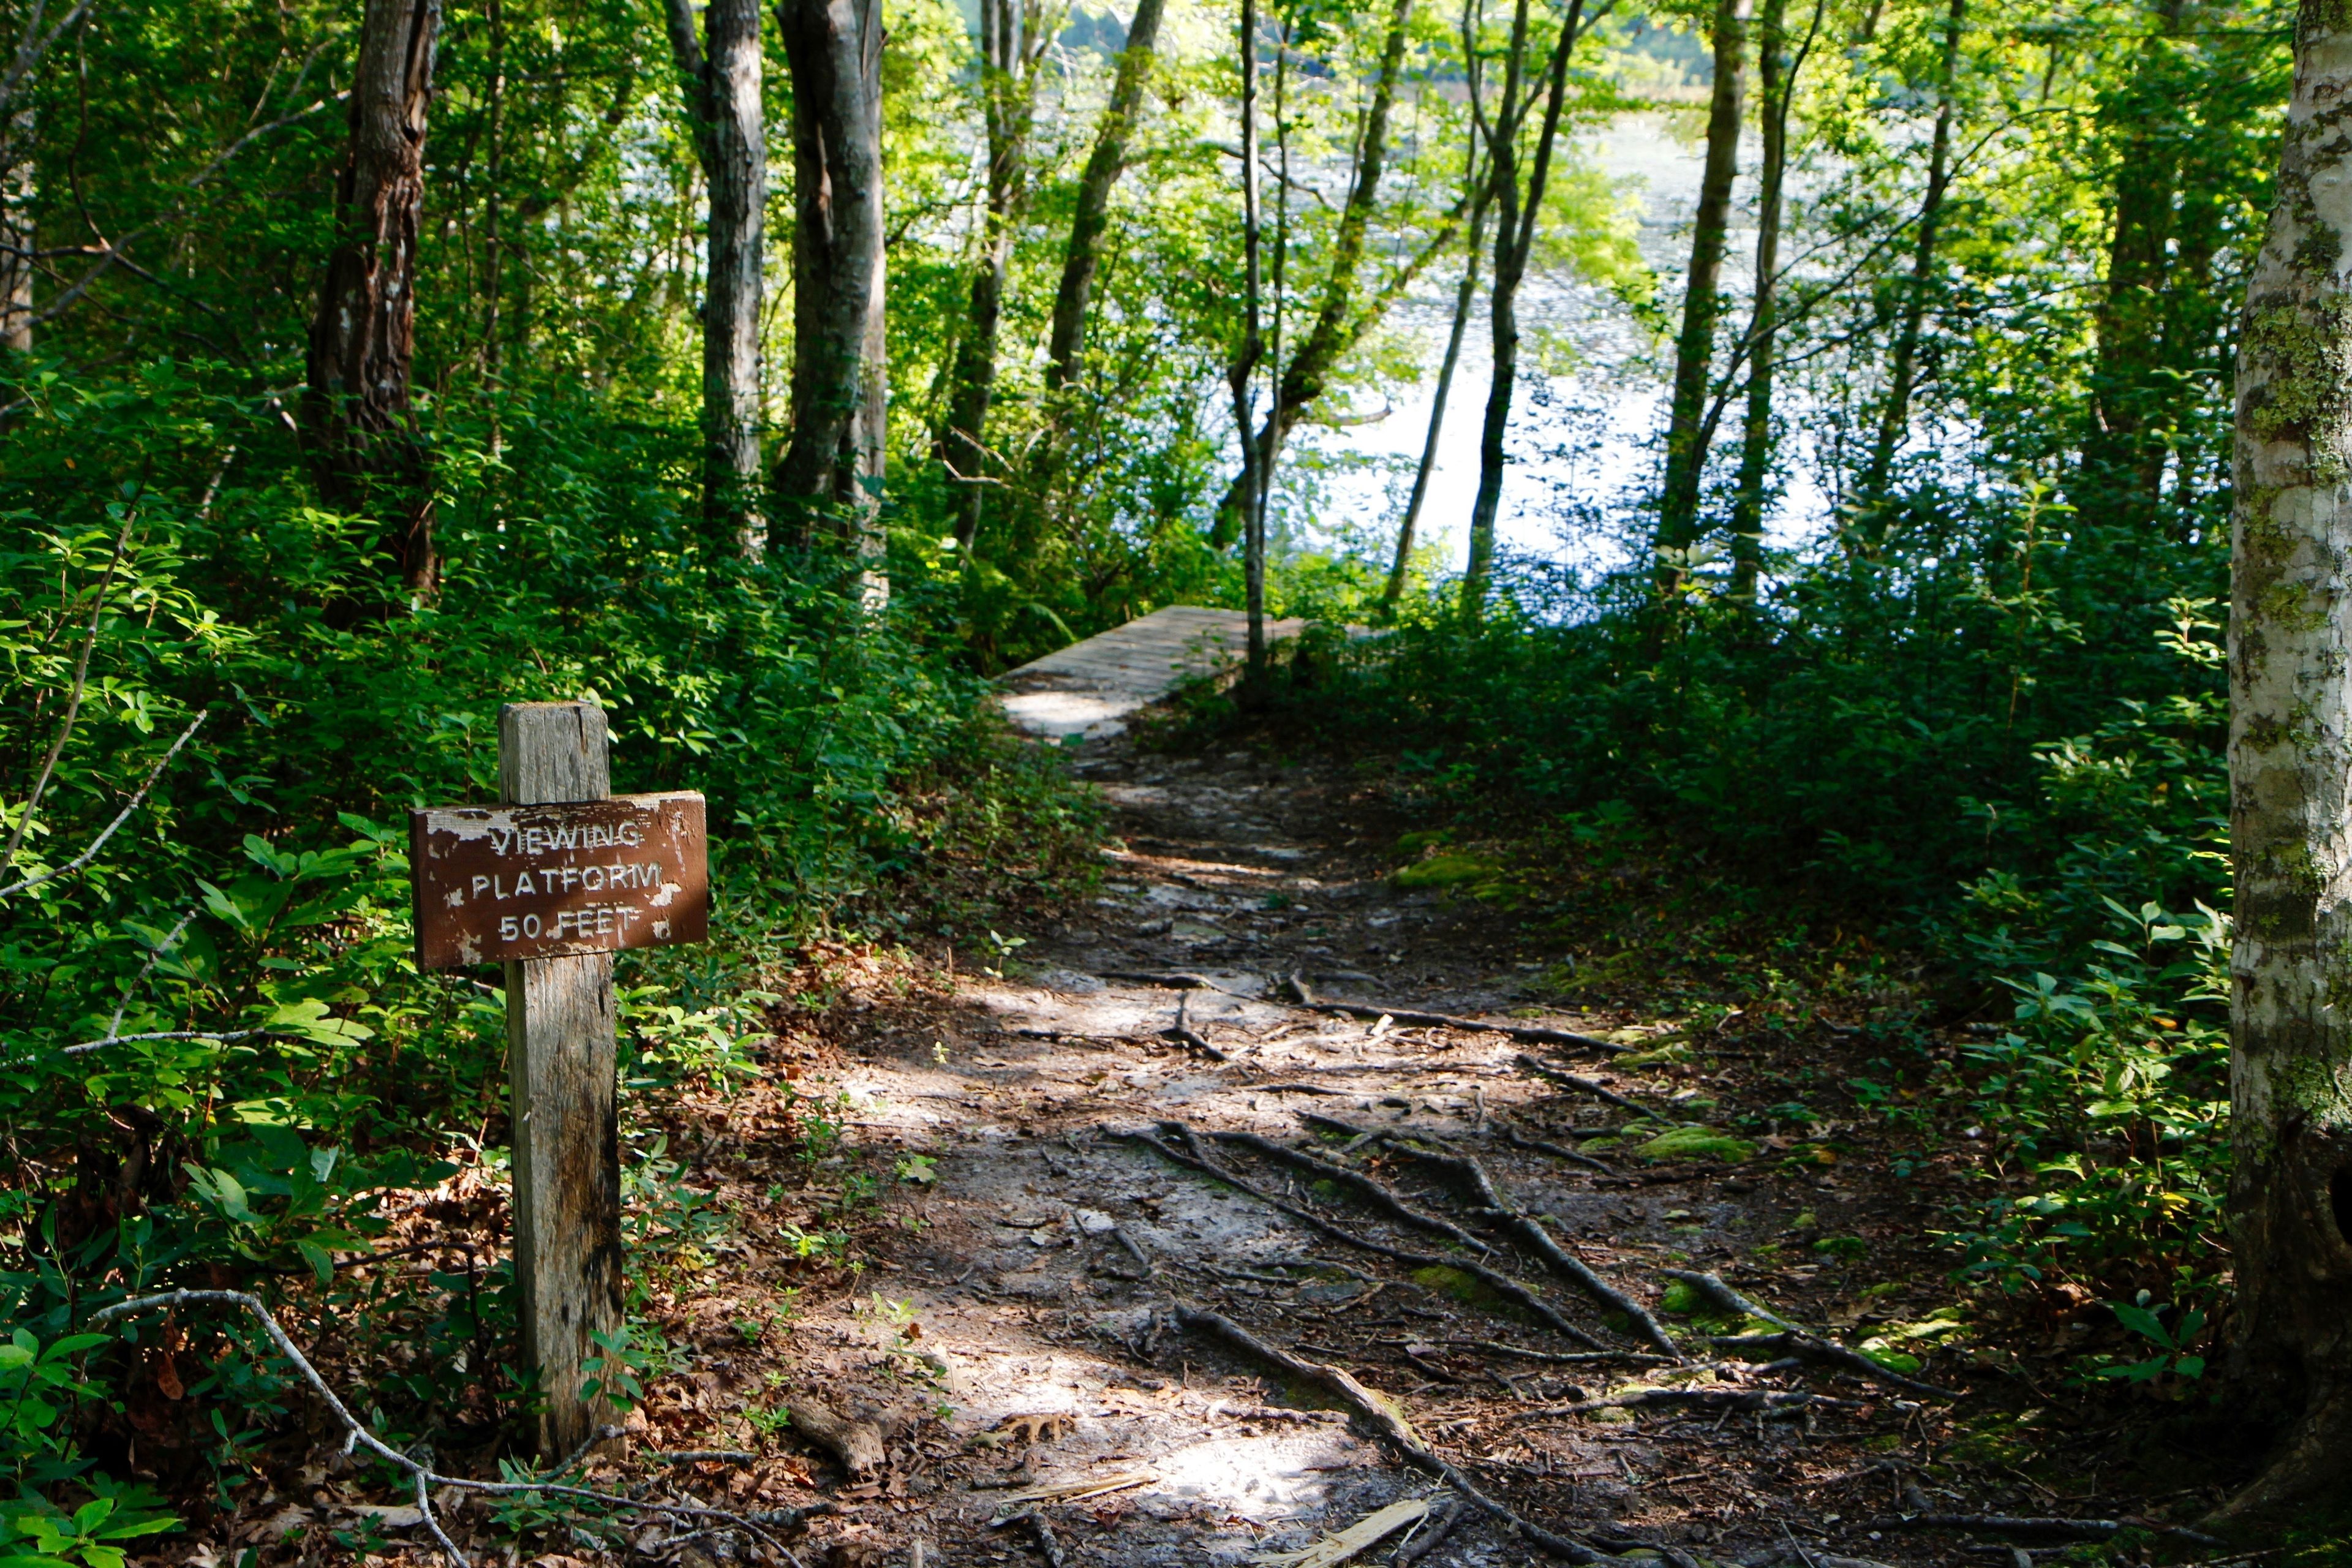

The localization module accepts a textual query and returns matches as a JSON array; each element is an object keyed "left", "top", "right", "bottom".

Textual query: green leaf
[{"left": 2111, "top": 1303, "right": 2171, "bottom": 1348}]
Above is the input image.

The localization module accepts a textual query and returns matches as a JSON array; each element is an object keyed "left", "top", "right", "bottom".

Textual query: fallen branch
[
  {"left": 1513, "top": 1055, "right": 1646, "bottom": 1112},
  {"left": 1172, "top": 1303, "right": 1616, "bottom": 1563},
  {"left": 1525, "top": 1386, "right": 1844, "bottom": 1419},
  {"left": 1303, "top": 1117, "right": 1678, "bottom": 1359},
  {"left": 1872, "top": 1513, "right": 2225, "bottom": 1548},
  {"left": 1663, "top": 1270, "right": 1963, "bottom": 1400},
  {"left": 1115, "top": 1125, "right": 1602, "bottom": 1348},
  {"left": 91, "top": 1291, "right": 818, "bottom": 1568},
  {"left": 1441, "top": 1338, "right": 1678, "bottom": 1367},
  {"left": 1106, "top": 970, "right": 1625, "bottom": 1052},
  {"left": 1393, "top": 1497, "right": 1465, "bottom": 1567}
]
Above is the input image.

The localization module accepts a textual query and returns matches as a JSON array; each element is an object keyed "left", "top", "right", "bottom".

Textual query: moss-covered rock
[
  {"left": 1393, "top": 854, "right": 1502, "bottom": 889},
  {"left": 1635, "top": 1125, "right": 1755, "bottom": 1163}
]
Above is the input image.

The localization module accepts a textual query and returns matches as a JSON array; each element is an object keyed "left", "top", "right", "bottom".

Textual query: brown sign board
[{"left": 409, "top": 791, "right": 709, "bottom": 968}]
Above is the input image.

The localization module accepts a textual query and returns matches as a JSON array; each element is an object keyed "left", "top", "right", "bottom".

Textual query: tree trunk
[
  {"left": 1856, "top": 0, "right": 1964, "bottom": 512},
  {"left": 776, "top": 0, "right": 888, "bottom": 592},
  {"left": 1208, "top": 0, "right": 1415, "bottom": 550},
  {"left": 1653, "top": 0, "right": 1750, "bottom": 603},
  {"left": 2222, "top": 0, "right": 2352, "bottom": 1517},
  {"left": 306, "top": 0, "right": 442, "bottom": 597},
  {"left": 0, "top": 110, "right": 33, "bottom": 352},
  {"left": 1229, "top": 0, "right": 1267, "bottom": 676},
  {"left": 1385, "top": 139, "right": 1490, "bottom": 612},
  {"left": 666, "top": 0, "right": 767, "bottom": 554},
  {"left": 1044, "top": 0, "right": 1167, "bottom": 393},
  {"left": 1730, "top": 0, "right": 1817, "bottom": 607},
  {"left": 1460, "top": 0, "right": 1588, "bottom": 617},
  {"left": 944, "top": 0, "right": 1049, "bottom": 548}
]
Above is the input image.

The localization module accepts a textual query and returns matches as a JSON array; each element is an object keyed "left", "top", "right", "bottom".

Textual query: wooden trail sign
[
  {"left": 410, "top": 793, "right": 709, "bottom": 968},
  {"left": 407, "top": 701, "right": 712, "bottom": 1456}
]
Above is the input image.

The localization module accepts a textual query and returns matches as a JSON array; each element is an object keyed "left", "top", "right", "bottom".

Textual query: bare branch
[
  {"left": 0, "top": 708, "right": 208, "bottom": 900},
  {"left": 93, "top": 1291, "right": 834, "bottom": 1568}
]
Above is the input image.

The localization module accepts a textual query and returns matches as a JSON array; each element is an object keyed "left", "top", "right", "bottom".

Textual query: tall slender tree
[
  {"left": 776, "top": 0, "right": 888, "bottom": 592},
  {"left": 1386, "top": 131, "right": 1491, "bottom": 612},
  {"left": 1459, "top": 0, "right": 1594, "bottom": 616},
  {"left": 306, "top": 0, "right": 443, "bottom": 596},
  {"left": 666, "top": 0, "right": 767, "bottom": 554},
  {"left": 1727, "top": 0, "right": 1823, "bottom": 606},
  {"left": 1044, "top": 0, "right": 1169, "bottom": 396},
  {"left": 1209, "top": 0, "right": 1419, "bottom": 547},
  {"left": 1856, "top": 0, "right": 1964, "bottom": 511},
  {"left": 943, "top": 0, "right": 1058, "bottom": 548},
  {"left": 2223, "top": 0, "right": 2352, "bottom": 1515},
  {"left": 1229, "top": 0, "right": 1268, "bottom": 675},
  {"left": 1652, "top": 0, "right": 1751, "bottom": 609}
]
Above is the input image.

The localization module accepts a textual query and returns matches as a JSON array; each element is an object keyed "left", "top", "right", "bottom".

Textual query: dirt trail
[{"left": 642, "top": 732, "right": 2221, "bottom": 1568}]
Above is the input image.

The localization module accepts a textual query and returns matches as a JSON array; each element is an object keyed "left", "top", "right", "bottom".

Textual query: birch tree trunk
[
  {"left": 777, "top": 0, "right": 888, "bottom": 594},
  {"left": 1856, "top": 0, "right": 1963, "bottom": 513},
  {"left": 2222, "top": 0, "right": 2352, "bottom": 1515},
  {"left": 666, "top": 0, "right": 767, "bottom": 555},
  {"left": 1044, "top": 0, "right": 1167, "bottom": 394},
  {"left": 305, "top": 0, "right": 442, "bottom": 598},
  {"left": 944, "top": 0, "right": 1051, "bottom": 548},
  {"left": 1653, "top": 0, "right": 1751, "bottom": 606},
  {"left": 1460, "top": 0, "right": 1587, "bottom": 617}
]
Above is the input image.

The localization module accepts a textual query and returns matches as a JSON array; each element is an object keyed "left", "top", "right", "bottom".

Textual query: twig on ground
[
  {"left": 1172, "top": 1303, "right": 1620, "bottom": 1562},
  {"left": 1119, "top": 1123, "right": 1603, "bottom": 1348},
  {"left": 1525, "top": 1386, "right": 1845, "bottom": 1419},
  {"left": 1392, "top": 1496, "right": 1464, "bottom": 1566},
  {"left": 1304, "top": 1117, "right": 1679, "bottom": 1358},
  {"left": 91, "top": 1291, "right": 816, "bottom": 1568},
  {"left": 654, "top": 1450, "right": 762, "bottom": 1464},
  {"left": 1164, "top": 991, "right": 1229, "bottom": 1060},
  {"left": 1513, "top": 1055, "right": 1646, "bottom": 1112},
  {"left": 1664, "top": 1270, "right": 1963, "bottom": 1400}
]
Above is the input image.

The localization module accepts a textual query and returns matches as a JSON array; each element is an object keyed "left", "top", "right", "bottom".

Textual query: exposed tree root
[
  {"left": 1202, "top": 1126, "right": 1497, "bottom": 1256},
  {"left": 1513, "top": 1054, "right": 1647, "bottom": 1111},
  {"left": 1302, "top": 1115, "right": 1679, "bottom": 1359},
  {"left": 1662, "top": 1270, "right": 1962, "bottom": 1400},
  {"left": 1113, "top": 1125, "right": 1604, "bottom": 1348},
  {"left": 1527, "top": 1386, "right": 1845, "bottom": 1419},
  {"left": 785, "top": 1396, "right": 891, "bottom": 1479},
  {"left": 1494, "top": 1119, "right": 1618, "bottom": 1172},
  {"left": 1171, "top": 1303, "right": 1623, "bottom": 1562}
]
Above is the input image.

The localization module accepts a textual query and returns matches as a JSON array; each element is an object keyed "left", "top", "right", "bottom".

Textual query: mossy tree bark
[
  {"left": 1651, "top": 0, "right": 1750, "bottom": 612},
  {"left": 665, "top": 0, "right": 767, "bottom": 555},
  {"left": 306, "top": 0, "right": 442, "bottom": 597},
  {"left": 2223, "top": 0, "right": 2352, "bottom": 1517},
  {"left": 777, "top": 0, "right": 888, "bottom": 593}
]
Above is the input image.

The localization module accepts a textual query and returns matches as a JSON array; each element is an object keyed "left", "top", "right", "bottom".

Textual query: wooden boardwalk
[{"left": 998, "top": 605, "right": 1305, "bottom": 739}]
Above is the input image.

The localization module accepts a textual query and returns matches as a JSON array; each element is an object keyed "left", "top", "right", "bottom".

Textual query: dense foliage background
[{"left": 0, "top": 0, "right": 2297, "bottom": 1550}]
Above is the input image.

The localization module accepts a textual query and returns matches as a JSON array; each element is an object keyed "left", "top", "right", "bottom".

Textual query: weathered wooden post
[{"left": 409, "top": 700, "right": 710, "bottom": 1455}]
